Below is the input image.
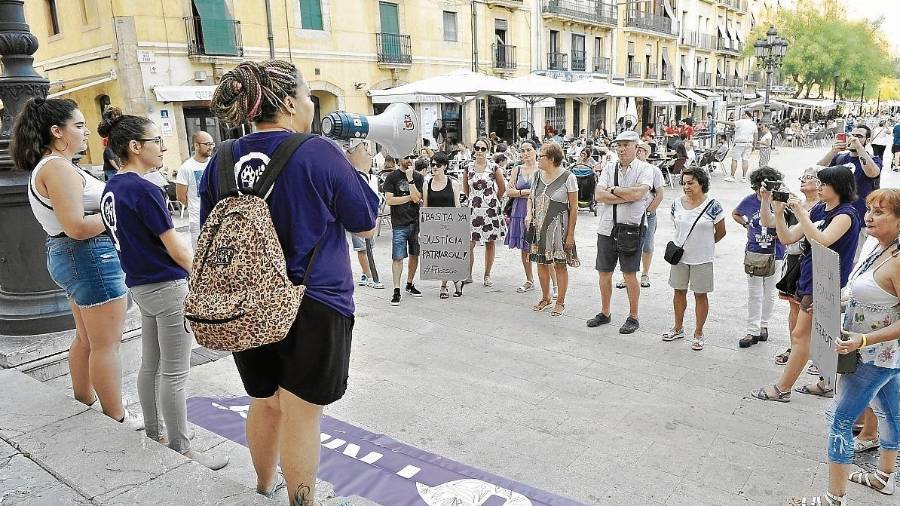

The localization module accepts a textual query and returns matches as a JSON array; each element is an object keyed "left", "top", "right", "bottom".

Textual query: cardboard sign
[
  {"left": 811, "top": 240, "right": 841, "bottom": 389},
  {"left": 419, "top": 207, "right": 471, "bottom": 281}
]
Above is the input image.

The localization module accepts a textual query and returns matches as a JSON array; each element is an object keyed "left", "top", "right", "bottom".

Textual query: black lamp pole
[
  {"left": 753, "top": 26, "right": 788, "bottom": 126},
  {"left": 0, "top": 0, "right": 74, "bottom": 335}
]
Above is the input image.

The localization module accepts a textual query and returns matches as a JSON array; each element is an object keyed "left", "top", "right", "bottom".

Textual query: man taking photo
[{"left": 588, "top": 131, "right": 654, "bottom": 334}]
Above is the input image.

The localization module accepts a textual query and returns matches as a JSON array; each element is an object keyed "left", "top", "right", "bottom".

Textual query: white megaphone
[{"left": 320, "top": 103, "right": 419, "bottom": 158}]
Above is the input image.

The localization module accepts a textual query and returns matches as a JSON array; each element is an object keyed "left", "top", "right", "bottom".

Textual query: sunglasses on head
[{"left": 473, "top": 146, "right": 489, "bottom": 152}]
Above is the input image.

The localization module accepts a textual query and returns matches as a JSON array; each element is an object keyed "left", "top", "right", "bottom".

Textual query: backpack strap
[
  {"left": 252, "top": 133, "right": 315, "bottom": 199},
  {"left": 217, "top": 139, "right": 238, "bottom": 200}
]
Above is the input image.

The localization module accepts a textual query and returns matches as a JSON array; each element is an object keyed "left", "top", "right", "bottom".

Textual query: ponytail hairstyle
[
  {"left": 211, "top": 60, "right": 303, "bottom": 126},
  {"left": 10, "top": 97, "right": 79, "bottom": 171},
  {"left": 96, "top": 107, "right": 154, "bottom": 162}
]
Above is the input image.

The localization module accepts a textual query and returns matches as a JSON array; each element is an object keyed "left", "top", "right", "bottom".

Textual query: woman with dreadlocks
[{"left": 202, "top": 61, "right": 379, "bottom": 505}]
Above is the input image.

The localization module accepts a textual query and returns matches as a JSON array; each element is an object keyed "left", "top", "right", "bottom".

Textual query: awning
[
  {"left": 371, "top": 93, "right": 455, "bottom": 104},
  {"left": 677, "top": 89, "right": 709, "bottom": 106},
  {"left": 780, "top": 98, "right": 837, "bottom": 111},
  {"left": 695, "top": 90, "right": 723, "bottom": 101},
  {"left": 717, "top": 26, "right": 725, "bottom": 38},
  {"left": 726, "top": 24, "right": 735, "bottom": 42},
  {"left": 735, "top": 26, "right": 745, "bottom": 43},
  {"left": 661, "top": 49, "right": 671, "bottom": 68},
  {"left": 644, "top": 88, "right": 688, "bottom": 105},
  {"left": 499, "top": 95, "right": 555, "bottom": 109},
  {"left": 153, "top": 85, "right": 217, "bottom": 102},
  {"left": 47, "top": 70, "right": 117, "bottom": 99},
  {"left": 662, "top": 0, "right": 676, "bottom": 21},
  {"left": 743, "top": 92, "right": 759, "bottom": 99}
]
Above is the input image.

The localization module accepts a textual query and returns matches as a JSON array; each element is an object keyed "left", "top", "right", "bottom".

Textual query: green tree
[{"left": 745, "top": 0, "right": 891, "bottom": 100}]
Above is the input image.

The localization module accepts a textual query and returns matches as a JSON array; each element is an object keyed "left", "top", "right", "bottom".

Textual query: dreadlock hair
[
  {"left": 96, "top": 107, "right": 155, "bottom": 162},
  {"left": 211, "top": 60, "right": 303, "bottom": 126},
  {"left": 10, "top": 97, "right": 79, "bottom": 172}
]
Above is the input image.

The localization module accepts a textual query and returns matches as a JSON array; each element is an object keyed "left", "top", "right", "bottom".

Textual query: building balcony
[
  {"left": 184, "top": 16, "right": 243, "bottom": 58},
  {"left": 696, "top": 72, "right": 712, "bottom": 87},
  {"left": 485, "top": 0, "right": 524, "bottom": 9},
  {"left": 593, "top": 56, "right": 611, "bottom": 74},
  {"left": 624, "top": 12, "right": 678, "bottom": 37},
  {"left": 717, "top": 37, "right": 743, "bottom": 54},
  {"left": 697, "top": 33, "right": 717, "bottom": 51},
  {"left": 715, "top": 75, "right": 727, "bottom": 87},
  {"left": 680, "top": 72, "right": 692, "bottom": 87},
  {"left": 719, "top": 0, "right": 745, "bottom": 12},
  {"left": 492, "top": 44, "right": 517, "bottom": 71},
  {"left": 682, "top": 31, "right": 698, "bottom": 47},
  {"left": 647, "top": 63, "right": 658, "bottom": 80},
  {"left": 627, "top": 61, "right": 642, "bottom": 79},
  {"left": 376, "top": 33, "right": 412, "bottom": 67},
  {"left": 571, "top": 50, "right": 586, "bottom": 71},
  {"left": 727, "top": 77, "right": 744, "bottom": 88},
  {"left": 541, "top": 0, "right": 617, "bottom": 28},
  {"left": 548, "top": 52, "right": 568, "bottom": 70}
]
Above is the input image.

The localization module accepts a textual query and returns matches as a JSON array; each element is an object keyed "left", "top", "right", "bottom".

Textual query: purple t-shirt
[
  {"left": 796, "top": 202, "right": 860, "bottom": 297},
  {"left": 199, "top": 132, "right": 379, "bottom": 318},
  {"left": 830, "top": 152, "right": 881, "bottom": 221},
  {"left": 734, "top": 194, "right": 785, "bottom": 260},
  {"left": 101, "top": 172, "right": 188, "bottom": 287}
]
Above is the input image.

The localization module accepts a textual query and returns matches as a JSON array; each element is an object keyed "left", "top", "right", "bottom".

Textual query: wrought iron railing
[
  {"left": 184, "top": 16, "right": 243, "bottom": 57},
  {"left": 542, "top": 0, "right": 617, "bottom": 26},
  {"left": 548, "top": 51, "right": 568, "bottom": 71},
  {"left": 492, "top": 44, "right": 517, "bottom": 70},
  {"left": 376, "top": 33, "right": 412, "bottom": 65}
]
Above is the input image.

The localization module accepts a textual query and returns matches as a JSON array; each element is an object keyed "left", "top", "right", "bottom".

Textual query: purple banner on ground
[{"left": 187, "top": 396, "right": 585, "bottom": 506}]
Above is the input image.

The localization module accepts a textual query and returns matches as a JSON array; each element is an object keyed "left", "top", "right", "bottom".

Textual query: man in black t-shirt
[
  {"left": 102, "top": 144, "right": 121, "bottom": 181},
  {"left": 382, "top": 154, "right": 425, "bottom": 306}
]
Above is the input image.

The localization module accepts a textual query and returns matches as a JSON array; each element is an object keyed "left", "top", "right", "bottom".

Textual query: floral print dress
[{"left": 467, "top": 162, "right": 503, "bottom": 243}]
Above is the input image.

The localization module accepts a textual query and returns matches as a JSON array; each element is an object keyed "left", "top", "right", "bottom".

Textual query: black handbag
[
  {"left": 612, "top": 163, "right": 645, "bottom": 255},
  {"left": 664, "top": 200, "right": 714, "bottom": 265},
  {"left": 776, "top": 254, "right": 803, "bottom": 296}
]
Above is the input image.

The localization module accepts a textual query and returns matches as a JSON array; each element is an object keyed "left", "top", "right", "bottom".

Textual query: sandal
[
  {"left": 787, "top": 492, "right": 845, "bottom": 505},
  {"left": 794, "top": 382, "right": 834, "bottom": 398},
  {"left": 550, "top": 303, "right": 565, "bottom": 317},
  {"left": 640, "top": 274, "right": 650, "bottom": 288},
  {"left": 532, "top": 299, "right": 552, "bottom": 312},
  {"left": 453, "top": 281, "right": 463, "bottom": 297},
  {"left": 849, "top": 468, "right": 895, "bottom": 495},
  {"left": 750, "top": 384, "right": 791, "bottom": 403},
  {"left": 853, "top": 437, "right": 880, "bottom": 453},
  {"left": 439, "top": 286, "right": 449, "bottom": 299},
  {"left": 691, "top": 335, "right": 704, "bottom": 351},
  {"left": 516, "top": 281, "right": 534, "bottom": 293},
  {"left": 775, "top": 348, "right": 791, "bottom": 365},
  {"left": 258, "top": 471, "right": 287, "bottom": 498},
  {"left": 806, "top": 363, "right": 820, "bottom": 376}
]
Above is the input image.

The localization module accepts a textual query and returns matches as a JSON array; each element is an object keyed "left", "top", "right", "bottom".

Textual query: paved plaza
[{"left": 43, "top": 146, "right": 898, "bottom": 505}]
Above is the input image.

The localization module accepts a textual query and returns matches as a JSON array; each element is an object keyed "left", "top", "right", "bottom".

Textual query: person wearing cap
[{"left": 587, "top": 130, "right": 655, "bottom": 334}]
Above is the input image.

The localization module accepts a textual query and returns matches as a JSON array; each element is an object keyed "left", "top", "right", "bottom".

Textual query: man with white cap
[{"left": 587, "top": 130, "right": 655, "bottom": 334}]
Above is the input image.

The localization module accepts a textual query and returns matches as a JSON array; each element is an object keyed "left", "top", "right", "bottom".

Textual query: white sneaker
[
  {"left": 358, "top": 274, "right": 369, "bottom": 286},
  {"left": 740, "top": 177, "right": 748, "bottom": 183},
  {"left": 120, "top": 409, "right": 145, "bottom": 431},
  {"left": 371, "top": 281, "right": 385, "bottom": 289},
  {"left": 724, "top": 176, "right": 735, "bottom": 182}
]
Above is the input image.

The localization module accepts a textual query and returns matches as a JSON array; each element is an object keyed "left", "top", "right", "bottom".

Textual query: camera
[
  {"left": 763, "top": 180, "right": 780, "bottom": 191},
  {"left": 772, "top": 190, "right": 790, "bottom": 203}
]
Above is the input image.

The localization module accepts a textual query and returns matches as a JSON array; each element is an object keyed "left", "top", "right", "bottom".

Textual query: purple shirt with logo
[
  {"left": 735, "top": 194, "right": 785, "bottom": 260},
  {"left": 200, "top": 132, "right": 379, "bottom": 317},
  {"left": 796, "top": 202, "right": 860, "bottom": 297}
]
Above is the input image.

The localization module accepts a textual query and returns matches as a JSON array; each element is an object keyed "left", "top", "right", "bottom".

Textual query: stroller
[{"left": 571, "top": 164, "right": 597, "bottom": 216}]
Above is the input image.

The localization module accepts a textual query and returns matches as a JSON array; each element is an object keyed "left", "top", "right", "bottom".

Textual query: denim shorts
[
  {"left": 391, "top": 224, "right": 420, "bottom": 260},
  {"left": 348, "top": 233, "right": 366, "bottom": 252},
  {"left": 641, "top": 212, "right": 658, "bottom": 253},
  {"left": 46, "top": 235, "right": 127, "bottom": 307}
]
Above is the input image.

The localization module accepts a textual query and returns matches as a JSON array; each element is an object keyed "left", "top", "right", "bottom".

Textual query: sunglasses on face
[
  {"left": 473, "top": 146, "right": 489, "bottom": 152},
  {"left": 404, "top": 155, "right": 417, "bottom": 160}
]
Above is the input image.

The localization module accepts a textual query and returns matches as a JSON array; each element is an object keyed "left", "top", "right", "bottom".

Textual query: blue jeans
[
  {"left": 47, "top": 235, "right": 127, "bottom": 307},
  {"left": 826, "top": 362, "right": 900, "bottom": 464}
]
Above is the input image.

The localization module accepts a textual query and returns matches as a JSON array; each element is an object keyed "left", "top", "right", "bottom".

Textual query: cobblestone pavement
[{"left": 52, "top": 147, "right": 899, "bottom": 505}]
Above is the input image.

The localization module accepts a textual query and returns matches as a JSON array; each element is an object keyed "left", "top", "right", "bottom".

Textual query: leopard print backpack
[{"left": 184, "top": 133, "right": 319, "bottom": 352}]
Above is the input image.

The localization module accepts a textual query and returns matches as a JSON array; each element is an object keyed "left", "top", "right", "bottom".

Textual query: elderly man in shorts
[{"left": 587, "top": 131, "right": 655, "bottom": 334}]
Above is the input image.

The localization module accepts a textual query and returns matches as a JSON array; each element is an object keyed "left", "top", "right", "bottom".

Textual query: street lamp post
[
  {"left": 0, "top": 0, "right": 74, "bottom": 335},
  {"left": 754, "top": 26, "right": 788, "bottom": 126}
]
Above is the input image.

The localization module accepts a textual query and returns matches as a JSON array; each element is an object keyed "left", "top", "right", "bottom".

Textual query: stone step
[{"left": 0, "top": 369, "right": 268, "bottom": 505}]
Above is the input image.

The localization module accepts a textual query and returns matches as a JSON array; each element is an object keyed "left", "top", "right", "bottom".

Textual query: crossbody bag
[{"left": 664, "top": 200, "right": 713, "bottom": 265}]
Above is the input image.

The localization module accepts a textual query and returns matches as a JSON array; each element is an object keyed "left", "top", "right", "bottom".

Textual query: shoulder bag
[
  {"left": 664, "top": 200, "right": 714, "bottom": 265},
  {"left": 612, "top": 163, "right": 645, "bottom": 255}
]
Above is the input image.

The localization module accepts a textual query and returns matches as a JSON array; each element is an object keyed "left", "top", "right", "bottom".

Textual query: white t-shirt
[
  {"left": 175, "top": 157, "right": 209, "bottom": 223},
  {"left": 733, "top": 118, "right": 757, "bottom": 144},
  {"left": 143, "top": 169, "right": 169, "bottom": 189},
  {"left": 670, "top": 196, "right": 725, "bottom": 265},
  {"left": 759, "top": 131, "right": 773, "bottom": 147}
]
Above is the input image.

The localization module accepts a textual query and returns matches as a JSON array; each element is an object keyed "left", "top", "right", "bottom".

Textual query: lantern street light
[{"left": 754, "top": 26, "right": 789, "bottom": 125}]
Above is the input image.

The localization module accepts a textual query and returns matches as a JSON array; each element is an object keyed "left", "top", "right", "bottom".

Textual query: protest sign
[
  {"left": 419, "top": 207, "right": 471, "bottom": 281},
  {"left": 811, "top": 240, "right": 841, "bottom": 389}
]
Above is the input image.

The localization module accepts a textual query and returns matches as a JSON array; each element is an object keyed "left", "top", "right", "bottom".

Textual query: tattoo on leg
[{"left": 293, "top": 484, "right": 312, "bottom": 506}]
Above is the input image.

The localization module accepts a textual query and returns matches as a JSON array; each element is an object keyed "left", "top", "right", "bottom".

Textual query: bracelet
[{"left": 861, "top": 334, "right": 868, "bottom": 348}]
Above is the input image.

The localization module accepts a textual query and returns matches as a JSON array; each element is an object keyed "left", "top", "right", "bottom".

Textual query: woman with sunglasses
[
  {"left": 505, "top": 140, "right": 538, "bottom": 293},
  {"left": 464, "top": 138, "right": 506, "bottom": 286},
  {"left": 423, "top": 152, "right": 464, "bottom": 298},
  {"left": 774, "top": 167, "right": 821, "bottom": 366}
]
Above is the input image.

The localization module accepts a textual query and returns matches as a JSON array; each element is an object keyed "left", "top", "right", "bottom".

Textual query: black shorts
[
  {"left": 233, "top": 297, "right": 354, "bottom": 405},
  {"left": 892, "top": 144, "right": 900, "bottom": 154},
  {"left": 595, "top": 233, "right": 642, "bottom": 273}
]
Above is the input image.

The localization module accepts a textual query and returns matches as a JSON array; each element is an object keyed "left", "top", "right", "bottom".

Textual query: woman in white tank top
[
  {"left": 10, "top": 98, "right": 138, "bottom": 429},
  {"left": 791, "top": 189, "right": 900, "bottom": 505}
]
